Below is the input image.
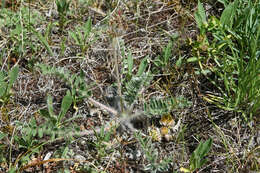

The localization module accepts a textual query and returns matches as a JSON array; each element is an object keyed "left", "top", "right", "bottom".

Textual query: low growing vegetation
[{"left": 0, "top": 0, "right": 259, "bottom": 172}]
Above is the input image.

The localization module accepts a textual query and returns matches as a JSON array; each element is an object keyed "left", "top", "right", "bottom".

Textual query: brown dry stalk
[
  {"left": 112, "top": 37, "right": 124, "bottom": 113},
  {"left": 20, "top": 158, "right": 72, "bottom": 171},
  {"left": 88, "top": 97, "right": 118, "bottom": 116}
]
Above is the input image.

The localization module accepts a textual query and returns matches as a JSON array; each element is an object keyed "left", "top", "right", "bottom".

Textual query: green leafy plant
[
  {"left": 56, "top": 0, "right": 71, "bottom": 32},
  {"left": 153, "top": 41, "right": 173, "bottom": 71},
  {"left": 187, "top": 1, "right": 210, "bottom": 75},
  {"left": 7, "top": 117, "right": 49, "bottom": 172},
  {"left": 120, "top": 49, "right": 191, "bottom": 129},
  {"left": 194, "top": 0, "right": 207, "bottom": 35},
  {"left": 121, "top": 53, "right": 152, "bottom": 105},
  {"left": 1, "top": 7, "right": 44, "bottom": 59},
  {"left": 30, "top": 25, "right": 54, "bottom": 56},
  {"left": 144, "top": 96, "right": 192, "bottom": 116},
  {"left": 37, "top": 63, "right": 92, "bottom": 110},
  {"left": 36, "top": 91, "right": 81, "bottom": 142},
  {"left": 180, "top": 138, "right": 213, "bottom": 172},
  {"left": 8, "top": 91, "right": 81, "bottom": 172},
  {"left": 15, "top": 118, "right": 40, "bottom": 150},
  {"left": 135, "top": 132, "right": 172, "bottom": 173},
  {"left": 15, "top": 91, "right": 76, "bottom": 142},
  {"left": 0, "top": 65, "right": 19, "bottom": 104},
  {"left": 92, "top": 125, "right": 114, "bottom": 159},
  {"left": 69, "top": 17, "right": 96, "bottom": 55},
  {"left": 39, "top": 91, "right": 74, "bottom": 129},
  {"left": 189, "top": 0, "right": 260, "bottom": 119}
]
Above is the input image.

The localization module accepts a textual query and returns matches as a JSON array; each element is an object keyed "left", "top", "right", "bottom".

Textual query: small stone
[
  {"left": 256, "top": 130, "right": 260, "bottom": 145},
  {"left": 74, "top": 155, "right": 86, "bottom": 161},
  {"left": 80, "top": 140, "right": 87, "bottom": 146}
]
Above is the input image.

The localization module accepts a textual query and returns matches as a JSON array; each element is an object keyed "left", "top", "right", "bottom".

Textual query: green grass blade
[
  {"left": 7, "top": 65, "right": 19, "bottom": 92},
  {"left": 0, "top": 71, "right": 7, "bottom": 98},
  {"left": 84, "top": 17, "right": 92, "bottom": 38},
  {"left": 163, "top": 41, "right": 173, "bottom": 65},
  {"left": 200, "top": 138, "right": 213, "bottom": 157},
  {"left": 137, "top": 57, "right": 148, "bottom": 76},
  {"left": 127, "top": 52, "right": 133, "bottom": 75},
  {"left": 220, "top": 0, "right": 238, "bottom": 28},
  {"left": 31, "top": 26, "right": 54, "bottom": 56},
  {"left": 47, "top": 95, "right": 55, "bottom": 118},
  {"left": 195, "top": 0, "right": 207, "bottom": 30},
  {"left": 58, "top": 91, "right": 72, "bottom": 124}
]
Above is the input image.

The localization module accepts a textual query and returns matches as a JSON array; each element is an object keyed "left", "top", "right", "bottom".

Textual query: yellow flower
[
  {"left": 160, "top": 114, "right": 175, "bottom": 127},
  {"left": 148, "top": 126, "right": 161, "bottom": 142},
  {"left": 160, "top": 126, "right": 169, "bottom": 136}
]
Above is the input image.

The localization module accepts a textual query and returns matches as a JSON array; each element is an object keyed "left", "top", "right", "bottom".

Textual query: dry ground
[{"left": 0, "top": 0, "right": 259, "bottom": 172}]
